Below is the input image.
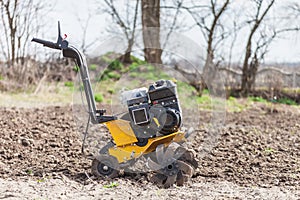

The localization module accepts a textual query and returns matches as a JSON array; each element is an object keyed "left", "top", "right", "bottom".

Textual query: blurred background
[{"left": 0, "top": 0, "right": 299, "bottom": 106}]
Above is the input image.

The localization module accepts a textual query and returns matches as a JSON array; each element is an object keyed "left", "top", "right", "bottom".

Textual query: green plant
[
  {"left": 107, "top": 71, "right": 121, "bottom": 79},
  {"left": 64, "top": 81, "right": 74, "bottom": 88},
  {"left": 129, "top": 71, "right": 139, "bottom": 78},
  {"left": 142, "top": 65, "right": 171, "bottom": 80},
  {"left": 26, "top": 169, "right": 33, "bottom": 175},
  {"left": 73, "top": 66, "right": 79, "bottom": 72},
  {"left": 202, "top": 89, "right": 209, "bottom": 95},
  {"left": 129, "top": 62, "right": 140, "bottom": 71},
  {"left": 225, "top": 96, "right": 249, "bottom": 112},
  {"left": 103, "top": 182, "right": 119, "bottom": 188},
  {"left": 248, "top": 96, "right": 268, "bottom": 103},
  {"left": 108, "top": 88, "right": 115, "bottom": 94},
  {"left": 264, "top": 147, "right": 275, "bottom": 154},
  {"left": 0, "top": 75, "right": 3, "bottom": 80},
  {"left": 37, "top": 178, "right": 46, "bottom": 183},
  {"left": 94, "top": 93, "right": 104, "bottom": 103},
  {"left": 174, "top": 81, "right": 199, "bottom": 109},
  {"left": 196, "top": 95, "right": 212, "bottom": 110},
  {"left": 98, "top": 74, "right": 108, "bottom": 81},
  {"left": 108, "top": 60, "right": 123, "bottom": 71},
  {"left": 197, "top": 95, "right": 211, "bottom": 104},
  {"left": 277, "top": 97, "right": 297, "bottom": 106},
  {"left": 89, "top": 64, "right": 97, "bottom": 71},
  {"left": 130, "top": 55, "right": 146, "bottom": 65}
]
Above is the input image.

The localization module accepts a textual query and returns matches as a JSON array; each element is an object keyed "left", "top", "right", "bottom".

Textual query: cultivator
[{"left": 32, "top": 22, "right": 198, "bottom": 188}]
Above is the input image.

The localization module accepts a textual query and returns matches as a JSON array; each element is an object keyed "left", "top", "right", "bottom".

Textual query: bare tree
[
  {"left": 287, "top": 1, "right": 300, "bottom": 17},
  {"left": 0, "top": 0, "right": 46, "bottom": 68},
  {"left": 101, "top": 0, "right": 140, "bottom": 63},
  {"left": 76, "top": 12, "right": 95, "bottom": 54},
  {"left": 165, "top": 0, "right": 230, "bottom": 94},
  {"left": 141, "top": 0, "right": 162, "bottom": 64},
  {"left": 240, "top": 0, "right": 276, "bottom": 96},
  {"left": 160, "top": 0, "right": 185, "bottom": 49},
  {"left": 100, "top": 0, "right": 186, "bottom": 65}
]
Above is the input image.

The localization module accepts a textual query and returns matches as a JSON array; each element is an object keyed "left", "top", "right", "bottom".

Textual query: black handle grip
[{"left": 31, "top": 38, "right": 61, "bottom": 50}]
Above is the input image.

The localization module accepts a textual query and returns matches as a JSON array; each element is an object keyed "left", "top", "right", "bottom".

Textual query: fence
[{"left": 218, "top": 67, "right": 300, "bottom": 89}]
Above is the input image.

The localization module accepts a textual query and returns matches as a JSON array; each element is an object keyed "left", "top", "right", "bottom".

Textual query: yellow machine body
[
  {"left": 105, "top": 119, "right": 138, "bottom": 146},
  {"left": 105, "top": 119, "right": 185, "bottom": 163}
]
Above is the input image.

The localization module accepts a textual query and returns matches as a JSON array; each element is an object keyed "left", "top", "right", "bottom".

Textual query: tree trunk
[
  {"left": 199, "top": 0, "right": 229, "bottom": 96},
  {"left": 141, "top": 0, "right": 162, "bottom": 64},
  {"left": 241, "top": 39, "right": 252, "bottom": 96},
  {"left": 120, "top": 38, "right": 134, "bottom": 63},
  {"left": 240, "top": 0, "right": 275, "bottom": 97},
  {"left": 243, "top": 54, "right": 259, "bottom": 95}
]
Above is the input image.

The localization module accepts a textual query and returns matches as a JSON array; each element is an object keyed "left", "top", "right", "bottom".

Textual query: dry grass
[{"left": 0, "top": 83, "right": 73, "bottom": 108}]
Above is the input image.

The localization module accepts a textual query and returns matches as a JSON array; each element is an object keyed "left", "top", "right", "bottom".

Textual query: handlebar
[{"left": 31, "top": 38, "right": 61, "bottom": 50}]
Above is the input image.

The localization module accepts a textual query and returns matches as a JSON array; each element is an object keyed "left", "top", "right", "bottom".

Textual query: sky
[{"left": 44, "top": 0, "right": 300, "bottom": 64}]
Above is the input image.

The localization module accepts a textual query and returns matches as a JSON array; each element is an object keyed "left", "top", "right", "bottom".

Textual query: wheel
[{"left": 91, "top": 154, "right": 119, "bottom": 178}]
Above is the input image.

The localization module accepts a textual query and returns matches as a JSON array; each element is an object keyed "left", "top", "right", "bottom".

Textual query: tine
[
  {"left": 156, "top": 144, "right": 165, "bottom": 163},
  {"left": 147, "top": 157, "right": 162, "bottom": 171},
  {"left": 175, "top": 146, "right": 186, "bottom": 158},
  {"left": 183, "top": 150, "right": 194, "bottom": 161},
  {"left": 177, "top": 148, "right": 198, "bottom": 170},
  {"left": 182, "top": 174, "right": 189, "bottom": 183},
  {"left": 176, "top": 146, "right": 192, "bottom": 160},
  {"left": 163, "top": 174, "right": 177, "bottom": 188},
  {"left": 176, "top": 171, "right": 189, "bottom": 186},
  {"left": 185, "top": 127, "right": 195, "bottom": 138},
  {"left": 164, "top": 142, "right": 180, "bottom": 162},
  {"left": 176, "top": 171, "right": 184, "bottom": 186},
  {"left": 182, "top": 150, "right": 199, "bottom": 170},
  {"left": 149, "top": 173, "right": 166, "bottom": 185},
  {"left": 189, "top": 158, "right": 199, "bottom": 170},
  {"left": 177, "top": 160, "right": 194, "bottom": 177}
]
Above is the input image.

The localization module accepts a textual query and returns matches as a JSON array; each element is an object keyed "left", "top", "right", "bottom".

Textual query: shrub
[
  {"left": 108, "top": 88, "right": 115, "bottom": 94},
  {"left": 89, "top": 64, "right": 97, "bottom": 71},
  {"left": 94, "top": 93, "right": 104, "bottom": 103},
  {"left": 107, "top": 72, "right": 121, "bottom": 79},
  {"left": 64, "top": 81, "right": 74, "bottom": 88},
  {"left": 73, "top": 66, "right": 79, "bottom": 72},
  {"left": 108, "top": 60, "right": 123, "bottom": 70}
]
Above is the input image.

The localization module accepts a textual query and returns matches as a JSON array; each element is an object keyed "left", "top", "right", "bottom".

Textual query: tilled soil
[
  {"left": 0, "top": 103, "right": 300, "bottom": 199},
  {"left": 197, "top": 104, "right": 300, "bottom": 188}
]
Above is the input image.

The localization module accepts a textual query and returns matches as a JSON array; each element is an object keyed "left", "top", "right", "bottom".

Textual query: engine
[{"left": 120, "top": 80, "right": 182, "bottom": 140}]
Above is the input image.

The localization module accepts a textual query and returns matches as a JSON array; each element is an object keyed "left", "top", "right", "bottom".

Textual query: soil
[{"left": 0, "top": 102, "right": 300, "bottom": 199}]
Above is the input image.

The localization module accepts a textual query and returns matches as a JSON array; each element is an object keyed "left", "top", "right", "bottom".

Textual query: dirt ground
[{"left": 0, "top": 102, "right": 300, "bottom": 199}]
